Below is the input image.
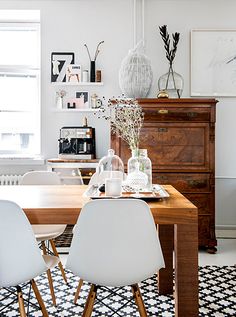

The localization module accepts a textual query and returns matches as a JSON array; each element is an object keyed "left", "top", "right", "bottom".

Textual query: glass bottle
[
  {"left": 158, "top": 65, "right": 184, "bottom": 98},
  {"left": 126, "top": 161, "right": 148, "bottom": 197},
  {"left": 97, "top": 149, "right": 124, "bottom": 184},
  {"left": 127, "top": 149, "right": 152, "bottom": 191}
]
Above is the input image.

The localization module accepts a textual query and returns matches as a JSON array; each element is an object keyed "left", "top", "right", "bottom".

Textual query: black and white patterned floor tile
[{"left": 1, "top": 266, "right": 236, "bottom": 317}]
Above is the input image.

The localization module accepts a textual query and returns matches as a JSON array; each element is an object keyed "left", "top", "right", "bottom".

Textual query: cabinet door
[{"left": 112, "top": 122, "right": 211, "bottom": 172}]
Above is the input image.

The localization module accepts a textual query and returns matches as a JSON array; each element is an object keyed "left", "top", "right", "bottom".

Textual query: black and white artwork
[
  {"left": 51, "top": 52, "right": 75, "bottom": 82},
  {"left": 191, "top": 30, "right": 236, "bottom": 96},
  {"left": 76, "top": 91, "right": 89, "bottom": 108}
]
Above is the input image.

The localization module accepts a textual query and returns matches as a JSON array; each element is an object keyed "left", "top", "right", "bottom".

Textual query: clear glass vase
[
  {"left": 158, "top": 65, "right": 184, "bottom": 98},
  {"left": 127, "top": 148, "right": 152, "bottom": 191},
  {"left": 97, "top": 149, "right": 124, "bottom": 184}
]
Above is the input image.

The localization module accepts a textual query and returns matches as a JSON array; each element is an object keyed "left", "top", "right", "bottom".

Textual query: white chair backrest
[
  {"left": 89, "top": 171, "right": 125, "bottom": 186},
  {"left": 67, "top": 199, "right": 165, "bottom": 287},
  {"left": 21, "top": 171, "right": 61, "bottom": 185},
  {"left": 0, "top": 200, "right": 47, "bottom": 287}
]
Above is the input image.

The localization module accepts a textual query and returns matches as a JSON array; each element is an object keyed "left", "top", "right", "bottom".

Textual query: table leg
[
  {"left": 174, "top": 223, "right": 198, "bottom": 317},
  {"left": 157, "top": 224, "right": 174, "bottom": 295}
]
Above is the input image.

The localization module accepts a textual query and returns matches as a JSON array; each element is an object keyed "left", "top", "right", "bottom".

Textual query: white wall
[{"left": 0, "top": 0, "right": 236, "bottom": 227}]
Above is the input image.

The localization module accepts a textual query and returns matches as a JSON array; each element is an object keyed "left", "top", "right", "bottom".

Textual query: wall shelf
[
  {"left": 51, "top": 82, "right": 104, "bottom": 86},
  {"left": 52, "top": 108, "right": 100, "bottom": 113}
]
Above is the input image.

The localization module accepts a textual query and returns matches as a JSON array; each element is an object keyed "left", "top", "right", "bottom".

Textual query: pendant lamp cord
[{"left": 133, "top": 0, "right": 145, "bottom": 48}]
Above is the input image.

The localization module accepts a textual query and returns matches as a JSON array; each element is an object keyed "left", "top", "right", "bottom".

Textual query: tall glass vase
[
  {"left": 90, "top": 60, "right": 96, "bottom": 82},
  {"left": 158, "top": 64, "right": 184, "bottom": 98},
  {"left": 127, "top": 148, "right": 152, "bottom": 191}
]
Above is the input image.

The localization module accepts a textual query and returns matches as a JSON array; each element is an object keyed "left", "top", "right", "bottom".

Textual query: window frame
[{"left": 0, "top": 21, "right": 41, "bottom": 157}]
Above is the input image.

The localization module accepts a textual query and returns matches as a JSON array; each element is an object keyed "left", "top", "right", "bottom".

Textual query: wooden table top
[{"left": 0, "top": 185, "right": 197, "bottom": 225}]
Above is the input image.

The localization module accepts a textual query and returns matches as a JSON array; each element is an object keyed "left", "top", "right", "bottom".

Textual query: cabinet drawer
[
  {"left": 153, "top": 173, "right": 211, "bottom": 192},
  {"left": 184, "top": 193, "right": 214, "bottom": 215},
  {"left": 142, "top": 107, "right": 211, "bottom": 122},
  {"left": 139, "top": 123, "right": 210, "bottom": 171}
]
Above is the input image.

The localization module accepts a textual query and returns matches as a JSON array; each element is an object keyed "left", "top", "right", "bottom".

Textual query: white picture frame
[
  {"left": 66, "top": 64, "right": 81, "bottom": 83},
  {"left": 191, "top": 29, "right": 236, "bottom": 97}
]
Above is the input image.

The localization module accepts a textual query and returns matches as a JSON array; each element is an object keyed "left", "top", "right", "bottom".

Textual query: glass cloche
[{"left": 97, "top": 149, "right": 125, "bottom": 184}]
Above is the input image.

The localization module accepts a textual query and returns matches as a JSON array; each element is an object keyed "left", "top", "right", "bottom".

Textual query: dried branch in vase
[
  {"left": 95, "top": 97, "right": 144, "bottom": 150},
  {"left": 159, "top": 25, "right": 180, "bottom": 65}
]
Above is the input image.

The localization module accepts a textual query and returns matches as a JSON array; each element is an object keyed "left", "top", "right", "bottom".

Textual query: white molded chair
[
  {"left": 67, "top": 199, "right": 165, "bottom": 317},
  {"left": 0, "top": 200, "right": 59, "bottom": 317},
  {"left": 20, "top": 171, "right": 67, "bottom": 306}
]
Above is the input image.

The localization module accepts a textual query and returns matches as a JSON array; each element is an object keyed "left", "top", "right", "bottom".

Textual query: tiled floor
[{"left": 60, "top": 238, "right": 236, "bottom": 267}]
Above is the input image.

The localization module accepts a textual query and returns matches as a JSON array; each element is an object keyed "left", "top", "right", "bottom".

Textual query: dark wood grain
[{"left": 111, "top": 98, "right": 217, "bottom": 251}]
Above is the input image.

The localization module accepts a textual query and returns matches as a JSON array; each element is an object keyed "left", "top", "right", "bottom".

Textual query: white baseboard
[{"left": 216, "top": 226, "right": 236, "bottom": 238}]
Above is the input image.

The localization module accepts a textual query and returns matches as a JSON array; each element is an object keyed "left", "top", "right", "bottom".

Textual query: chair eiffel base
[
  {"left": 1, "top": 281, "right": 49, "bottom": 317},
  {"left": 82, "top": 283, "right": 148, "bottom": 317}
]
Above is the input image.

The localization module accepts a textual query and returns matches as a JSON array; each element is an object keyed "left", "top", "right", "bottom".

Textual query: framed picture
[
  {"left": 75, "top": 91, "right": 89, "bottom": 108},
  {"left": 66, "top": 64, "right": 81, "bottom": 83},
  {"left": 51, "top": 52, "right": 74, "bottom": 82},
  {"left": 191, "top": 29, "right": 236, "bottom": 96}
]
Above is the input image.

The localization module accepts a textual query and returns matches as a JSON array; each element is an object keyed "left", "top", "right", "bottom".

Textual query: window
[{"left": 0, "top": 11, "right": 40, "bottom": 157}]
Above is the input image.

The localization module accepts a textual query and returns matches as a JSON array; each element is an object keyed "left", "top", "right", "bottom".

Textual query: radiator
[{"left": 0, "top": 174, "right": 23, "bottom": 185}]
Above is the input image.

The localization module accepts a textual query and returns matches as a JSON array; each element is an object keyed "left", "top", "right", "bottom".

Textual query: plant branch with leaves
[{"left": 159, "top": 25, "right": 180, "bottom": 65}]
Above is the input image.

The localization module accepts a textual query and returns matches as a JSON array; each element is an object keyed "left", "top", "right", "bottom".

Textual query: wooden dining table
[{"left": 0, "top": 184, "right": 198, "bottom": 317}]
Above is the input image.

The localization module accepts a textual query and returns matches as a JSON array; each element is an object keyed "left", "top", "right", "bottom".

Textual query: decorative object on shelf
[
  {"left": 66, "top": 64, "right": 81, "bottom": 83},
  {"left": 75, "top": 91, "right": 89, "bottom": 108},
  {"left": 91, "top": 93, "right": 98, "bottom": 109},
  {"left": 96, "top": 70, "right": 102, "bottom": 82},
  {"left": 51, "top": 52, "right": 74, "bottom": 82},
  {"left": 56, "top": 89, "right": 67, "bottom": 109},
  {"left": 91, "top": 94, "right": 103, "bottom": 109},
  {"left": 119, "top": 41, "right": 153, "bottom": 98},
  {"left": 67, "top": 101, "right": 76, "bottom": 109},
  {"left": 158, "top": 25, "right": 183, "bottom": 98},
  {"left": 84, "top": 41, "right": 104, "bottom": 82},
  {"left": 82, "top": 70, "right": 89, "bottom": 82},
  {"left": 127, "top": 148, "right": 152, "bottom": 191}
]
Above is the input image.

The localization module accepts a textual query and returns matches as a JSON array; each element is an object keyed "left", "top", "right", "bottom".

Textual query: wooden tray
[{"left": 83, "top": 184, "right": 169, "bottom": 200}]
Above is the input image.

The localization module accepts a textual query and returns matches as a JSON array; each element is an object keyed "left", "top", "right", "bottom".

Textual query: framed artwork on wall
[
  {"left": 51, "top": 52, "right": 75, "bottom": 82},
  {"left": 66, "top": 64, "right": 81, "bottom": 83},
  {"left": 76, "top": 91, "right": 89, "bottom": 108},
  {"left": 191, "top": 29, "right": 236, "bottom": 97}
]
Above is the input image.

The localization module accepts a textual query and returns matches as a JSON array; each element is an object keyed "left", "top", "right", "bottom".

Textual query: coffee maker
[{"left": 58, "top": 126, "right": 96, "bottom": 159}]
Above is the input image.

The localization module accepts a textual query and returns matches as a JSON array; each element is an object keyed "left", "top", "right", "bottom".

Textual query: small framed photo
[
  {"left": 66, "top": 64, "right": 81, "bottom": 83},
  {"left": 75, "top": 91, "right": 89, "bottom": 108},
  {"left": 191, "top": 29, "right": 236, "bottom": 96},
  {"left": 51, "top": 52, "right": 74, "bottom": 82}
]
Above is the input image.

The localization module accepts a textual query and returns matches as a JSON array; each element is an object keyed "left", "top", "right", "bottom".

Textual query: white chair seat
[
  {"left": 43, "top": 254, "right": 60, "bottom": 270},
  {"left": 32, "top": 224, "right": 67, "bottom": 241}
]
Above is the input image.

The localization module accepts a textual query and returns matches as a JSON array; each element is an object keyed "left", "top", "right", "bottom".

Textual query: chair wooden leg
[
  {"left": 82, "top": 284, "right": 97, "bottom": 317},
  {"left": 131, "top": 284, "right": 148, "bottom": 317},
  {"left": 74, "top": 279, "right": 84, "bottom": 304},
  {"left": 42, "top": 241, "right": 57, "bottom": 306},
  {"left": 49, "top": 239, "right": 68, "bottom": 284},
  {"left": 31, "top": 279, "right": 49, "bottom": 317},
  {"left": 17, "top": 286, "right": 26, "bottom": 317}
]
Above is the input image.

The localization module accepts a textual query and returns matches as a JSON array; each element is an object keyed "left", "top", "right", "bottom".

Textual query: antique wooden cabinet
[{"left": 111, "top": 98, "right": 217, "bottom": 252}]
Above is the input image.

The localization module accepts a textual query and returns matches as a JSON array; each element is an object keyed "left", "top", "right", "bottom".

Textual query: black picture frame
[{"left": 51, "top": 52, "right": 75, "bottom": 82}]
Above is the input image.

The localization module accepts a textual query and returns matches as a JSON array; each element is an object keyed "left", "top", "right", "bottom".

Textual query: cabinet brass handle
[
  {"left": 158, "top": 109, "right": 169, "bottom": 114},
  {"left": 158, "top": 128, "right": 168, "bottom": 132},
  {"left": 187, "top": 112, "right": 197, "bottom": 117},
  {"left": 188, "top": 180, "right": 206, "bottom": 187}
]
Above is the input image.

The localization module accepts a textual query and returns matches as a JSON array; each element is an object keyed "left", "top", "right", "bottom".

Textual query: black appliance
[{"left": 58, "top": 126, "right": 95, "bottom": 159}]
